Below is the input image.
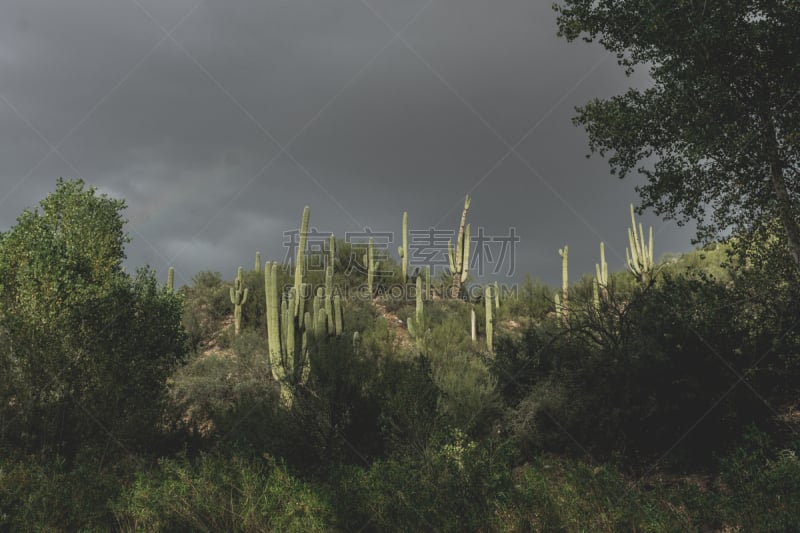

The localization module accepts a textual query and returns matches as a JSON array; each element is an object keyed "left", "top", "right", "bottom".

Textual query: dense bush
[
  {"left": 0, "top": 180, "right": 186, "bottom": 456},
  {"left": 113, "top": 453, "right": 333, "bottom": 532},
  {"left": 495, "top": 272, "right": 800, "bottom": 464}
]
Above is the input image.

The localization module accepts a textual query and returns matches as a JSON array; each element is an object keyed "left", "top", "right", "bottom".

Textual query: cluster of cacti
[
  {"left": 264, "top": 207, "right": 343, "bottom": 406},
  {"left": 265, "top": 261, "right": 309, "bottom": 405},
  {"left": 406, "top": 276, "right": 427, "bottom": 351},
  {"left": 485, "top": 284, "right": 494, "bottom": 352},
  {"left": 363, "top": 237, "right": 380, "bottom": 296},
  {"left": 448, "top": 195, "right": 471, "bottom": 298},
  {"left": 626, "top": 204, "right": 654, "bottom": 282},
  {"left": 556, "top": 246, "right": 568, "bottom": 324},
  {"left": 230, "top": 266, "right": 249, "bottom": 335},
  {"left": 398, "top": 211, "right": 408, "bottom": 280}
]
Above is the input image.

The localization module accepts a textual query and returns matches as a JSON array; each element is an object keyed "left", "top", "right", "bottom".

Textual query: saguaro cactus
[
  {"left": 328, "top": 234, "right": 336, "bottom": 269},
  {"left": 448, "top": 195, "right": 471, "bottom": 298},
  {"left": 363, "top": 238, "right": 380, "bottom": 297},
  {"left": 398, "top": 211, "right": 409, "bottom": 281},
  {"left": 255, "top": 251, "right": 261, "bottom": 273},
  {"left": 595, "top": 242, "right": 608, "bottom": 301},
  {"left": 230, "top": 266, "right": 249, "bottom": 335},
  {"left": 485, "top": 284, "right": 494, "bottom": 352},
  {"left": 626, "top": 204, "right": 654, "bottom": 282},
  {"left": 167, "top": 266, "right": 174, "bottom": 292},
  {"left": 294, "top": 206, "right": 310, "bottom": 315},
  {"left": 333, "top": 295, "right": 343, "bottom": 336},
  {"left": 407, "top": 275, "right": 427, "bottom": 351},
  {"left": 264, "top": 208, "right": 344, "bottom": 406},
  {"left": 425, "top": 265, "right": 431, "bottom": 300},
  {"left": 558, "top": 246, "right": 569, "bottom": 323},
  {"left": 265, "top": 261, "right": 309, "bottom": 406}
]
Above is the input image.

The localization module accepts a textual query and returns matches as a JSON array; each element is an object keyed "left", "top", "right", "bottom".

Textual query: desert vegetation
[{"left": 0, "top": 179, "right": 798, "bottom": 532}]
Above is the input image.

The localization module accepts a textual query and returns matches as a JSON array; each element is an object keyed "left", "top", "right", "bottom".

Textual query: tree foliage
[
  {"left": 0, "top": 179, "right": 186, "bottom": 456},
  {"left": 555, "top": 0, "right": 800, "bottom": 269}
]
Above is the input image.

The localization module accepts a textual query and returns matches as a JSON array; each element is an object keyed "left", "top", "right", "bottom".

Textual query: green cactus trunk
[
  {"left": 558, "top": 246, "right": 568, "bottom": 324},
  {"left": 407, "top": 275, "right": 426, "bottom": 351},
  {"left": 485, "top": 284, "right": 494, "bottom": 352},
  {"left": 364, "top": 238, "right": 379, "bottom": 297},
  {"left": 398, "top": 211, "right": 408, "bottom": 281},
  {"left": 255, "top": 251, "right": 261, "bottom": 273},
  {"left": 334, "top": 295, "right": 343, "bottom": 336},
  {"left": 626, "top": 204, "right": 654, "bottom": 283},
  {"left": 230, "top": 266, "right": 249, "bottom": 336},
  {"left": 425, "top": 265, "right": 431, "bottom": 300},
  {"left": 265, "top": 262, "right": 283, "bottom": 379},
  {"left": 595, "top": 242, "right": 609, "bottom": 301},
  {"left": 329, "top": 233, "right": 336, "bottom": 269},
  {"left": 167, "top": 266, "right": 174, "bottom": 292},
  {"left": 448, "top": 195, "right": 471, "bottom": 298},
  {"left": 294, "top": 206, "right": 310, "bottom": 316}
]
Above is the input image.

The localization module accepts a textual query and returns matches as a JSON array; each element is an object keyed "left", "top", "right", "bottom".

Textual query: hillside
[{"left": 1, "top": 187, "right": 798, "bottom": 532}]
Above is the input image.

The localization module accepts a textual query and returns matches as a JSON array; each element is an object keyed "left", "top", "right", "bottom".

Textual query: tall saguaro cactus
[
  {"left": 448, "top": 195, "right": 471, "bottom": 298},
  {"left": 230, "top": 266, "right": 249, "bottom": 335},
  {"left": 398, "top": 211, "right": 409, "bottom": 281},
  {"left": 485, "top": 284, "right": 494, "bottom": 352},
  {"left": 407, "top": 275, "right": 427, "bottom": 351},
  {"left": 167, "top": 266, "right": 174, "bottom": 293},
  {"left": 595, "top": 242, "right": 608, "bottom": 300},
  {"left": 363, "top": 238, "right": 379, "bottom": 297},
  {"left": 626, "top": 204, "right": 654, "bottom": 282},
  {"left": 294, "top": 206, "right": 310, "bottom": 315},
  {"left": 264, "top": 206, "right": 344, "bottom": 406},
  {"left": 255, "top": 251, "right": 261, "bottom": 273},
  {"left": 425, "top": 265, "right": 431, "bottom": 300},
  {"left": 558, "top": 246, "right": 569, "bottom": 323}
]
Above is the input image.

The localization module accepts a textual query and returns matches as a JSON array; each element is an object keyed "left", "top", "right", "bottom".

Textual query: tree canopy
[
  {"left": 554, "top": 0, "right": 800, "bottom": 269},
  {"left": 0, "top": 179, "right": 186, "bottom": 455}
]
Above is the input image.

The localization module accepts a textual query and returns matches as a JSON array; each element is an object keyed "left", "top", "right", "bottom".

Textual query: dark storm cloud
[{"left": 0, "top": 0, "right": 695, "bottom": 287}]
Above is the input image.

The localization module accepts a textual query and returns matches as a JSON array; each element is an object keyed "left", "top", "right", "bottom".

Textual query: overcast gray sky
[{"left": 0, "top": 0, "right": 696, "bottom": 287}]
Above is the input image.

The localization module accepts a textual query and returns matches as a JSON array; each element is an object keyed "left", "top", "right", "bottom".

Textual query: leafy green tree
[
  {"left": 555, "top": 1, "right": 800, "bottom": 270},
  {"left": 0, "top": 179, "right": 186, "bottom": 456}
]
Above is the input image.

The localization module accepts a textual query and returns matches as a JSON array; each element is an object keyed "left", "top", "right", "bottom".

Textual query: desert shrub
[
  {"left": 0, "top": 450, "right": 138, "bottom": 531},
  {"left": 497, "top": 273, "right": 798, "bottom": 464},
  {"left": 712, "top": 428, "right": 800, "bottom": 532},
  {"left": 424, "top": 315, "right": 500, "bottom": 434},
  {"left": 166, "top": 349, "right": 287, "bottom": 456},
  {"left": 501, "top": 274, "right": 554, "bottom": 319},
  {"left": 495, "top": 457, "right": 693, "bottom": 531},
  {"left": 328, "top": 431, "right": 512, "bottom": 532},
  {"left": 114, "top": 452, "right": 332, "bottom": 532},
  {"left": 181, "top": 271, "right": 231, "bottom": 351}
]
